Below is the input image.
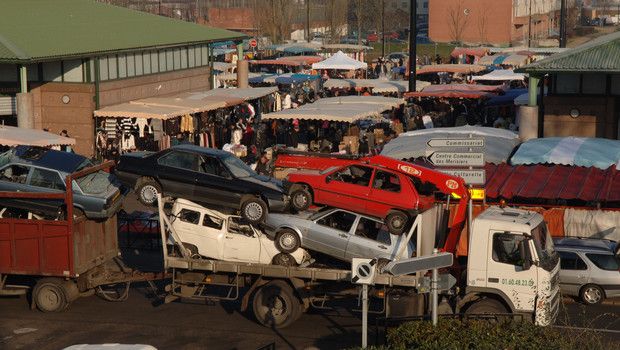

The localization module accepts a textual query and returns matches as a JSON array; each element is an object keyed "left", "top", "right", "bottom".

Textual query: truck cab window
[
  {"left": 355, "top": 217, "right": 391, "bottom": 245},
  {"left": 492, "top": 233, "right": 526, "bottom": 266},
  {"left": 317, "top": 210, "right": 357, "bottom": 233},
  {"left": 178, "top": 209, "right": 200, "bottom": 225}
]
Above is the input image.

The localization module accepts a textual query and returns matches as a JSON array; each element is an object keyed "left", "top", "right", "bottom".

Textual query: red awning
[
  {"left": 451, "top": 47, "right": 489, "bottom": 58},
  {"left": 415, "top": 64, "right": 488, "bottom": 75},
  {"left": 484, "top": 164, "right": 620, "bottom": 203},
  {"left": 422, "top": 84, "right": 505, "bottom": 93},
  {"left": 404, "top": 90, "right": 493, "bottom": 99}
]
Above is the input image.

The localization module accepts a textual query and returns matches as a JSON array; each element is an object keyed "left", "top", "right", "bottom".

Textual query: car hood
[{"left": 242, "top": 174, "right": 284, "bottom": 193}]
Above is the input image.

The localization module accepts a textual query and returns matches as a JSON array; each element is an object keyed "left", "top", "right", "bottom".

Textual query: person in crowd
[{"left": 255, "top": 151, "right": 270, "bottom": 175}]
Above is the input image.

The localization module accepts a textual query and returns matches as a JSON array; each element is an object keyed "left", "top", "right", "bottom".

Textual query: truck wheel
[
  {"left": 252, "top": 280, "right": 302, "bottom": 328},
  {"left": 136, "top": 178, "right": 161, "bottom": 206},
  {"left": 272, "top": 253, "right": 297, "bottom": 267},
  {"left": 241, "top": 197, "right": 268, "bottom": 224},
  {"left": 290, "top": 187, "right": 312, "bottom": 211},
  {"left": 275, "top": 229, "right": 300, "bottom": 253},
  {"left": 33, "top": 278, "right": 69, "bottom": 313},
  {"left": 465, "top": 298, "right": 508, "bottom": 320},
  {"left": 580, "top": 284, "right": 604, "bottom": 305},
  {"left": 386, "top": 211, "right": 408, "bottom": 235}
]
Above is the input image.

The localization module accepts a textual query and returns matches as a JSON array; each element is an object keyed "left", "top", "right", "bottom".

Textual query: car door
[
  {"left": 320, "top": 165, "right": 374, "bottom": 213},
  {"left": 156, "top": 150, "right": 199, "bottom": 200},
  {"left": 193, "top": 155, "right": 239, "bottom": 207},
  {"left": 309, "top": 210, "right": 357, "bottom": 259},
  {"left": 558, "top": 251, "right": 590, "bottom": 297},
  {"left": 222, "top": 217, "right": 260, "bottom": 263},
  {"left": 345, "top": 216, "right": 393, "bottom": 259},
  {"left": 171, "top": 208, "right": 217, "bottom": 258},
  {"left": 368, "top": 170, "right": 407, "bottom": 216},
  {"left": 486, "top": 231, "right": 538, "bottom": 312}
]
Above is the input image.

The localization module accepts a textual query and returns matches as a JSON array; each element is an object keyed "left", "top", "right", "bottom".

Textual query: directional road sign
[
  {"left": 441, "top": 169, "right": 486, "bottom": 185},
  {"left": 428, "top": 152, "right": 484, "bottom": 167},
  {"left": 427, "top": 138, "right": 484, "bottom": 148},
  {"left": 418, "top": 273, "right": 457, "bottom": 292},
  {"left": 384, "top": 252, "right": 453, "bottom": 276},
  {"left": 352, "top": 258, "right": 376, "bottom": 285}
]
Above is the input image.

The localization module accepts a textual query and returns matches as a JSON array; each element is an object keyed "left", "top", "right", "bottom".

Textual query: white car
[{"left": 170, "top": 199, "right": 310, "bottom": 266}]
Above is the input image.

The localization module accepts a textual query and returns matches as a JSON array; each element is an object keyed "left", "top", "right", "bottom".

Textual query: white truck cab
[{"left": 465, "top": 206, "right": 561, "bottom": 326}]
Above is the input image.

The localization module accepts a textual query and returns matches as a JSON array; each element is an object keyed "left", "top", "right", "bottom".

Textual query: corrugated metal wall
[{"left": 0, "top": 96, "right": 16, "bottom": 116}]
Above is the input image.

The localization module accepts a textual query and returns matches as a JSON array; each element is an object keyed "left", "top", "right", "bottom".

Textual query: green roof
[
  {"left": 518, "top": 31, "right": 620, "bottom": 74},
  {"left": 0, "top": 0, "right": 246, "bottom": 63}
]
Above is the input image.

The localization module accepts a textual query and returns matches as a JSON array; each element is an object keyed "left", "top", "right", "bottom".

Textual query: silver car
[
  {"left": 264, "top": 208, "right": 415, "bottom": 262},
  {"left": 554, "top": 237, "right": 620, "bottom": 305}
]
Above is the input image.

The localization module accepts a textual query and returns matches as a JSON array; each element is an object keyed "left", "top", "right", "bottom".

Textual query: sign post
[
  {"left": 352, "top": 258, "right": 377, "bottom": 348},
  {"left": 384, "top": 251, "right": 453, "bottom": 327}
]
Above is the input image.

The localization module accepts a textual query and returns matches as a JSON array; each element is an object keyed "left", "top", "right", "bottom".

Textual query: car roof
[
  {"left": 171, "top": 144, "right": 232, "bottom": 158},
  {"left": 9, "top": 146, "right": 88, "bottom": 174},
  {"left": 554, "top": 237, "right": 617, "bottom": 254}
]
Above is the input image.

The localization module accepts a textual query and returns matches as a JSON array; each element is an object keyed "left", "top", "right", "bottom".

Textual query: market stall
[
  {"left": 0, "top": 125, "right": 76, "bottom": 147},
  {"left": 312, "top": 50, "right": 367, "bottom": 71},
  {"left": 323, "top": 78, "right": 430, "bottom": 94},
  {"left": 471, "top": 69, "right": 526, "bottom": 81}
]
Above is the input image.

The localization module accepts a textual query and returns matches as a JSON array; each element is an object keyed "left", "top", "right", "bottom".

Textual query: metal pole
[
  {"left": 408, "top": 0, "right": 417, "bottom": 92},
  {"left": 19, "top": 65, "right": 27, "bottom": 93},
  {"left": 527, "top": 0, "right": 532, "bottom": 47},
  {"left": 381, "top": 0, "right": 385, "bottom": 58},
  {"left": 362, "top": 284, "right": 368, "bottom": 348},
  {"left": 559, "top": 0, "right": 567, "bottom": 48},
  {"left": 306, "top": 0, "right": 310, "bottom": 43},
  {"left": 431, "top": 248, "right": 438, "bottom": 326},
  {"left": 467, "top": 187, "right": 473, "bottom": 250}
]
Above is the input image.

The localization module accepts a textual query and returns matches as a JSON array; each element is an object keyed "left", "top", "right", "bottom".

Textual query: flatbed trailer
[
  {"left": 158, "top": 196, "right": 431, "bottom": 328},
  {"left": 0, "top": 161, "right": 155, "bottom": 311}
]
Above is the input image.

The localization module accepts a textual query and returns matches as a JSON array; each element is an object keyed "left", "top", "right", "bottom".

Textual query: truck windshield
[{"left": 531, "top": 223, "right": 559, "bottom": 271}]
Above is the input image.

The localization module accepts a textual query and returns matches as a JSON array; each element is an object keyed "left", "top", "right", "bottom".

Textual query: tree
[
  {"left": 447, "top": 0, "right": 470, "bottom": 44},
  {"left": 253, "top": 0, "right": 295, "bottom": 43},
  {"left": 324, "top": 0, "right": 349, "bottom": 43}
]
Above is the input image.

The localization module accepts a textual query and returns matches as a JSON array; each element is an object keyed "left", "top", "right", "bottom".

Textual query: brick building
[
  {"left": 0, "top": 0, "right": 243, "bottom": 156},
  {"left": 429, "top": 0, "right": 566, "bottom": 46}
]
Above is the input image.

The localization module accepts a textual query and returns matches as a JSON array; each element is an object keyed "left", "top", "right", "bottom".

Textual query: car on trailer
[{"left": 115, "top": 144, "right": 289, "bottom": 223}]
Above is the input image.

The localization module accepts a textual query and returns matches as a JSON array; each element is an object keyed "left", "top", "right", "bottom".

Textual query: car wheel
[
  {"left": 580, "top": 284, "right": 604, "bottom": 305},
  {"left": 465, "top": 298, "right": 509, "bottom": 322},
  {"left": 275, "top": 229, "right": 301, "bottom": 254},
  {"left": 252, "top": 280, "right": 302, "bottom": 328},
  {"left": 33, "top": 278, "right": 69, "bottom": 313},
  {"left": 272, "top": 253, "right": 297, "bottom": 267},
  {"left": 290, "top": 187, "right": 312, "bottom": 211},
  {"left": 241, "top": 197, "right": 268, "bottom": 224},
  {"left": 136, "top": 179, "right": 161, "bottom": 206},
  {"left": 386, "top": 211, "right": 409, "bottom": 235}
]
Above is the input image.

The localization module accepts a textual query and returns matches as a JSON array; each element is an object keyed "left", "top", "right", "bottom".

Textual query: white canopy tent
[
  {"left": 0, "top": 125, "right": 76, "bottom": 147},
  {"left": 312, "top": 50, "right": 367, "bottom": 70},
  {"left": 472, "top": 69, "right": 526, "bottom": 81}
]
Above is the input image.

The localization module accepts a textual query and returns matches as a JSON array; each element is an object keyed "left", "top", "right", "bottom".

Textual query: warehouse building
[{"left": 0, "top": 0, "right": 244, "bottom": 155}]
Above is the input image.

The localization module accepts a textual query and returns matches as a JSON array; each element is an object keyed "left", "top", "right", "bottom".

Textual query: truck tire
[
  {"left": 465, "top": 298, "right": 508, "bottom": 320},
  {"left": 252, "top": 280, "right": 302, "bottom": 328},
  {"left": 580, "top": 284, "right": 604, "bottom": 305},
  {"left": 136, "top": 178, "right": 161, "bottom": 206},
  {"left": 33, "top": 278, "right": 69, "bottom": 313},
  {"left": 290, "top": 187, "right": 312, "bottom": 211},
  {"left": 241, "top": 197, "right": 268, "bottom": 224},
  {"left": 386, "top": 211, "right": 408, "bottom": 235},
  {"left": 272, "top": 253, "right": 297, "bottom": 267},
  {"left": 275, "top": 229, "right": 300, "bottom": 253}
]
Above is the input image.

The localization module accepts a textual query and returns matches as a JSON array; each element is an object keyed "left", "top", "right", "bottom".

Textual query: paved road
[{"left": 1, "top": 283, "right": 619, "bottom": 350}]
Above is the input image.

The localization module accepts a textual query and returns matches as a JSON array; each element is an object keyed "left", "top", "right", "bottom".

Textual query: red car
[{"left": 286, "top": 155, "right": 467, "bottom": 234}]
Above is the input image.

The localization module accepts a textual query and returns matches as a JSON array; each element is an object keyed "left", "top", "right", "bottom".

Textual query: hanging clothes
[
  {"left": 121, "top": 134, "right": 136, "bottom": 152},
  {"left": 135, "top": 118, "right": 150, "bottom": 138},
  {"left": 151, "top": 119, "right": 163, "bottom": 141},
  {"left": 105, "top": 118, "right": 117, "bottom": 139},
  {"left": 119, "top": 118, "right": 135, "bottom": 133}
]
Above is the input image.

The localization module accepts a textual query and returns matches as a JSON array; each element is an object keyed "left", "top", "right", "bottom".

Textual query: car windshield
[
  {"left": 319, "top": 166, "right": 339, "bottom": 175},
  {"left": 75, "top": 158, "right": 94, "bottom": 172},
  {"left": 222, "top": 155, "right": 255, "bottom": 178},
  {"left": 0, "top": 149, "right": 11, "bottom": 168},
  {"left": 76, "top": 171, "right": 117, "bottom": 194},
  {"left": 531, "top": 223, "right": 559, "bottom": 271}
]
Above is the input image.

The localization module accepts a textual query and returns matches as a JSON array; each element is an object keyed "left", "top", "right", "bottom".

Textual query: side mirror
[
  {"left": 325, "top": 175, "right": 332, "bottom": 184},
  {"left": 519, "top": 240, "right": 532, "bottom": 270}
]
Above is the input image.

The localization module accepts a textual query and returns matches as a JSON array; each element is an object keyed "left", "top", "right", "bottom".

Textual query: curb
[{"left": 562, "top": 297, "right": 620, "bottom": 306}]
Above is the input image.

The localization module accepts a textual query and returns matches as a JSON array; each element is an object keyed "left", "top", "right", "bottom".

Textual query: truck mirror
[
  {"left": 519, "top": 240, "right": 531, "bottom": 270},
  {"left": 325, "top": 175, "right": 332, "bottom": 184}
]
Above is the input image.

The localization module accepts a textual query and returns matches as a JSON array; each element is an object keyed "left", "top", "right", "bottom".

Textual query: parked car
[
  {"left": 0, "top": 146, "right": 123, "bottom": 219},
  {"left": 115, "top": 145, "right": 289, "bottom": 223},
  {"left": 169, "top": 199, "right": 309, "bottom": 266},
  {"left": 554, "top": 237, "right": 620, "bottom": 305},
  {"left": 264, "top": 207, "right": 414, "bottom": 262},
  {"left": 286, "top": 155, "right": 441, "bottom": 234},
  {"left": 386, "top": 52, "right": 408, "bottom": 63}
]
